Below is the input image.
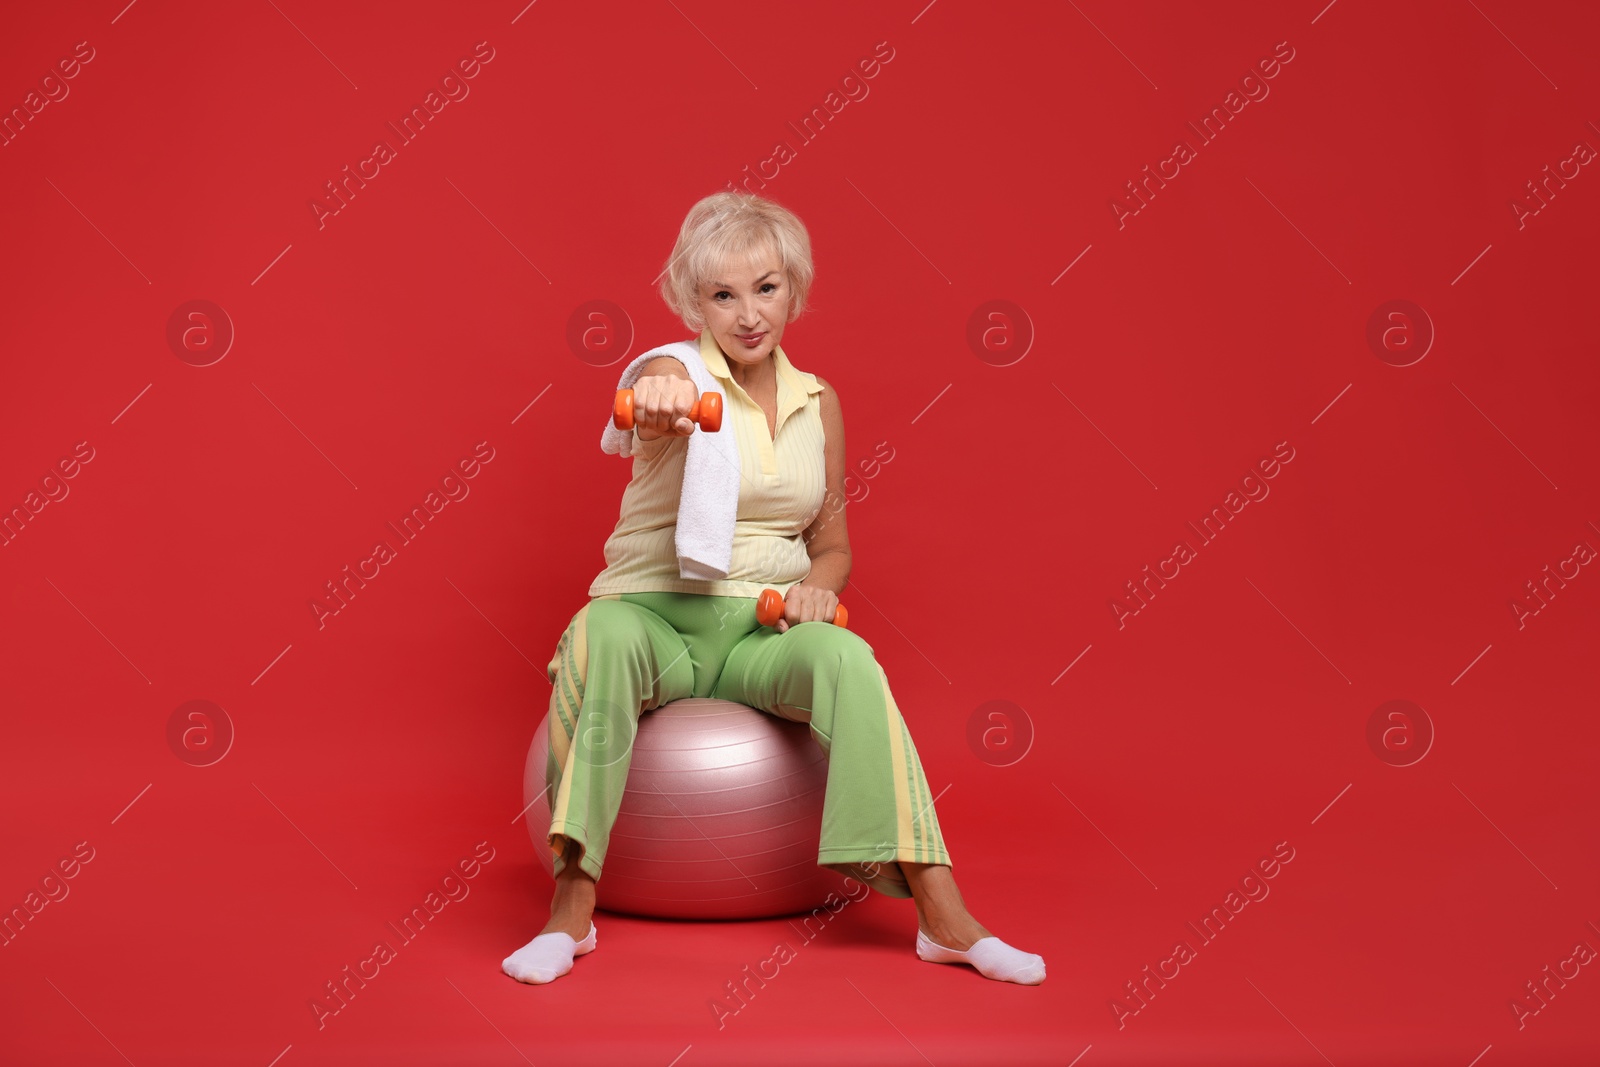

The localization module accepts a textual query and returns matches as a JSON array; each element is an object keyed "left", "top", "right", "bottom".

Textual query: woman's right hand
[{"left": 631, "top": 373, "right": 702, "bottom": 440}]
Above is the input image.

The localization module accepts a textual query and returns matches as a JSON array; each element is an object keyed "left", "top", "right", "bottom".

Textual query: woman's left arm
[{"left": 776, "top": 376, "right": 851, "bottom": 633}]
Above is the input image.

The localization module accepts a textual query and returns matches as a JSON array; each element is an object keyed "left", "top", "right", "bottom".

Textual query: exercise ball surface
[{"left": 522, "top": 697, "right": 855, "bottom": 919}]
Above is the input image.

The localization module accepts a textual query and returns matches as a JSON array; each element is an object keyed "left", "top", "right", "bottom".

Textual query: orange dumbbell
[
  {"left": 757, "top": 587, "right": 849, "bottom": 629},
  {"left": 613, "top": 388, "right": 723, "bottom": 433}
]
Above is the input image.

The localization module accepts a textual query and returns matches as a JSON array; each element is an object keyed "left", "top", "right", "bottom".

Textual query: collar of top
[{"left": 697, "top": 327, "right": 823, "bottom": 400}]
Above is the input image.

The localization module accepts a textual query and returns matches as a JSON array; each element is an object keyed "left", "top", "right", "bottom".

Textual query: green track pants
[{"left": 542, "top": 591, "right": 951, "bottom": 899}]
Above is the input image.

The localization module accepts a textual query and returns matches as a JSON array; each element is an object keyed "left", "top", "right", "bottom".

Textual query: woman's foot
[
  {"left": 502, "top": 921, "right": 596, "bottom": 984},
  {"left": 503, "top": 842, "right": 599, "bottom": 984},
  {"left": 901, "top": 861, "right": 1046, "bottom": 985},
  {"left": 914, "top": 927, "right": 1045, "bottom": 985}
]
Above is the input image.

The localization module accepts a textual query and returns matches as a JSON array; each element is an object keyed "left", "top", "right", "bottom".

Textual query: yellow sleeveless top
[{"left": 588, "top": 329, "right": 828, "bottom": 598}]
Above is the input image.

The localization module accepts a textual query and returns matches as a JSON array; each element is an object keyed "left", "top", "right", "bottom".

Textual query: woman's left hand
[{"left": 775, "top": 584, "right": 841, "bottom": 633}]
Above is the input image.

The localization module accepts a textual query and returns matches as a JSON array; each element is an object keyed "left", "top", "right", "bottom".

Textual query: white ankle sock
[
  {"left": 502, "top": 921, "right": 597, "bottom": 984},
  {"left": 916, "top": 929, "right": 1045, "bottom": 985}
]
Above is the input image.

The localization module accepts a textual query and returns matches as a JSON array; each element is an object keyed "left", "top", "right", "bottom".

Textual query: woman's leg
[
  {"left": 538, "top": 596, "right": 697, "bottom": 930},
  {"left": 506, "top": 595, "right": 705, "bottom": 984},
  {"left": 711, "top": 619, "right": 952, "bottom": 897},
  {"left": 712, "top": 618, "right": 1044, "bottom": 983}
]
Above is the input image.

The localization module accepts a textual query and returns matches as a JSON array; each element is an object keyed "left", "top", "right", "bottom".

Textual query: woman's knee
[
  {"left": 793, "top": 617, "right": 872, "bottom": 648},
  {"left": 550, "top": 600, "right": 636, "bottom": 685},
  {"left": 782, "top": 619, "right": 876, "bottom": 668}
]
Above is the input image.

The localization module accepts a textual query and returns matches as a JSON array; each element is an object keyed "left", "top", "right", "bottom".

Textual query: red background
[{"left": 3, "top": 1, "right": 1598, "bottom": 1064}]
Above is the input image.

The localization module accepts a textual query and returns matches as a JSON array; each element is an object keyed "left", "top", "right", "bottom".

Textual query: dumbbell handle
[
  {"left": 613, "top": 388, "right": 723, "bottom": 433},
  {"left": 757, "top": 587, "right": 849, "bottom": 629}
]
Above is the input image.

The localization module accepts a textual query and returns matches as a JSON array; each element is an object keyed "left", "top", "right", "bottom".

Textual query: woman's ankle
[
  {"left": 902, "top": 864, "right": 991, "bottom": 948},
  {"left": 547, "top": 843, "right": 596, "bottom": 926},
  {"left": 541, "top": 894, "right": 595, "bottom": 937}
]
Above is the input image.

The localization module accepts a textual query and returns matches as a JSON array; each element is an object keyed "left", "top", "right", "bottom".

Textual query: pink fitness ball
[{"left": 522, "top": 697, "right": 856, "bottom": 919}]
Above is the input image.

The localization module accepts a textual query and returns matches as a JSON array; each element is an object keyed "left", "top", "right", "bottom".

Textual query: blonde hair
[{"left": 659, "top": 192, "right": 815, "bottom": 333}]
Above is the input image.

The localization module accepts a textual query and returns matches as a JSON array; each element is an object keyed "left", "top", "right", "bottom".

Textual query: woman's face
[{"left": 696, "top": 248, "right": 790, "bottom": 374}]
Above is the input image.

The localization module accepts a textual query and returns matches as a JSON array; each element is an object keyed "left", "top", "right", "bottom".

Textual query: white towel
[{"left": 599, "top": 339, "right": 739, "bottom": 581}]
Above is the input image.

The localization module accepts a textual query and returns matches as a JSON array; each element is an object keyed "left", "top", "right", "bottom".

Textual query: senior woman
[{"left": 502, "top": 192, "right": 1045, "bottom": 986}]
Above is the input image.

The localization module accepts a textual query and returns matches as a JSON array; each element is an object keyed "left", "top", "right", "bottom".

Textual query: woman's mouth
[{"left": 736, "top": 332, "right": 765, "bottom": 347}]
